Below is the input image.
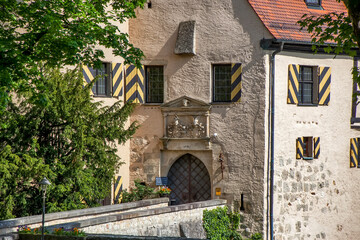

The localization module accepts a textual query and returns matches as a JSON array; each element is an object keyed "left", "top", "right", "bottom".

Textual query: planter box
[{"left": 19, "top": 233, "right": 86, "bottom": 240}]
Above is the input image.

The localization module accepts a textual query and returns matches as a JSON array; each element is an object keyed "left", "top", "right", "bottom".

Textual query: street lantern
[{"left": 39, "top": 177, "right": 51, "bottom": 240}]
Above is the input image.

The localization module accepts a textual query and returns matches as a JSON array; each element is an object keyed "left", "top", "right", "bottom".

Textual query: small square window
[
  {"left": 213, "top": 64, "right": 231, "bottom": 102},
  {"left": 146, "top": 66, "right": 164, "bottom": 103}
]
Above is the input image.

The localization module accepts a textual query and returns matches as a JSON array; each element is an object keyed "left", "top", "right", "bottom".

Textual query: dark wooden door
[{"left": 167, "top": 154, "right": 211, "bottom": 205}]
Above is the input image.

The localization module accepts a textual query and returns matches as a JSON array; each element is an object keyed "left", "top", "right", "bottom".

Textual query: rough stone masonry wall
[
  {"left": 83, "top": 200, "right": 226, "bottom": 238},
  {"left": 128, "top": 0, "right": 273, "bottom": 233},
  {"left": 272, "top": 53, "right": 360, "bottom": 239}
]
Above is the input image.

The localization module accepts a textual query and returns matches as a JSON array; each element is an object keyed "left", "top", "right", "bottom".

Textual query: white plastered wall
[{"left": 271, "top": 51, "right": 360, "bottom": 239}]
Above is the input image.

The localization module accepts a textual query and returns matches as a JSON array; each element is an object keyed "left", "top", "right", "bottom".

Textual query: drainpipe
[{"left": 269, "top": 41, "right": 283, "bottom": 240}]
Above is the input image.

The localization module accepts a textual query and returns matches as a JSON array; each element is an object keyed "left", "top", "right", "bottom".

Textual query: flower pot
[{"left": 159, "top": 193, "right": 170, "bottom": 198}]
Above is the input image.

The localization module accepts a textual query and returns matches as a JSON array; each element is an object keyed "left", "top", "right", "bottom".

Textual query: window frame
[
  {"left": 351, "top": 57, "right": 360, "bottom": 127},
  {"left": 92, "top": 62, "right": 111, "bottom": 97},
  {"left": 298, "top": 65, "right": 319, "bottom": 106},
  {"left": 303, "top": 136, "right": 313, "bottom": 159},
  {"left": 305, "top": 0, "right": 322, "bottom": 8},
  {"left": 212, "top": 64, "right": 232, "bottom": 103},
  {"left": 145, "top": 65, "right": 164, "bottom": 104},
  {"left": 305, "top": 0, "right": 321, "bottom": 6}
]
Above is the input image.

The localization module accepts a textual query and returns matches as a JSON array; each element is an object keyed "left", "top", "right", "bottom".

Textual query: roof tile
[{"left": 248, "top": 0, "right": 347, "bottom": 42}]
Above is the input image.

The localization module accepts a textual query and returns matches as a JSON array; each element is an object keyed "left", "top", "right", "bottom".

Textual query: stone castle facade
[{"left": 86, "top": 1, "right": 360, "bottom": 239}]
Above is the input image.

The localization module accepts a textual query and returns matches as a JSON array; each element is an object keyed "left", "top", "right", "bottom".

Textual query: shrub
[
  {"left": 121, "top": 180, "right": 155, "bottom": 203},
  {"left": 250, "top": 233, "right": 262, "bottom": 240},
  {"left": 53, "top": 227, "right": 85, "bottom": 236},
  {"left": 203, "top": 206, "right": 242, "bottom": 240}
]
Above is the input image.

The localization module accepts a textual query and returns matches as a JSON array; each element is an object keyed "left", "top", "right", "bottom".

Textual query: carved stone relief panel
[
  {"left": 160, "top": 96, "right": 211, "bottom": 151},
  {"left": 167, "top": 114, "right": 206, "bottom": 138}
]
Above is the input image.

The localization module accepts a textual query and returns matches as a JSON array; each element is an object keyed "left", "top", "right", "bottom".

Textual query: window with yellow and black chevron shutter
[
  {"left": 288, "top": 64, "right": 331, "bottom": 106},
  {"left": 82, "top": 62, "right": 124, "bottom": 98},
  {"left": 212, "top": 63, "right": 242, "bottom": 103},
  {"left": 296, "top": 136, "right": 320, "bottom": 160}
]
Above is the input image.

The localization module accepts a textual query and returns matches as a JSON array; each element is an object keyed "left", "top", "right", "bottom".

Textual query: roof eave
[{"left": 260, "top": 38, "right": 359, "bottom": 56}]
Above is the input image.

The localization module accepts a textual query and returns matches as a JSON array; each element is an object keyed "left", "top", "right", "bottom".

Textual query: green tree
[
  {"left": 0, "top": 0, "right": 146, "bottom": 111},
  {"left": 0, "top": 67, "right": 138, "bottom": 219}
]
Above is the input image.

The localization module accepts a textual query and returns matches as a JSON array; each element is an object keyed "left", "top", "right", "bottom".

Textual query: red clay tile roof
[{"left": 248, "top": 0, "right": 347, "bottom": 42}]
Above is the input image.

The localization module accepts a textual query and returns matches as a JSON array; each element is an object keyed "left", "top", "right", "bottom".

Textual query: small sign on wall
[
  {"left": 215, "top": 188, "right": 221, "bottom": 196},
  {"left": 156, "top": 177, "right": 168, "bottom": 186}
]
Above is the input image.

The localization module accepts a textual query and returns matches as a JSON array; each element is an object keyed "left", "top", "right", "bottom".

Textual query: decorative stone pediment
[
  {"left": 161, "top": 96, "right": 211, "bottom": 111},
  {"left": 161, "top": 96, "right": 211, "bottom": 150}
]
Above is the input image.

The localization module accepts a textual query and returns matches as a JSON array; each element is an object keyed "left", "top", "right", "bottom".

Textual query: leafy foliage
[
  {"left": 53, "top": 227, "right": 86, "bottom": 236},
  {"left": 298, "top": 12, "right": 357, "bottom": 56},
  {"left": 0, "top": 67, "right": 137, "bottom": 219},
  {"left": 0, "top": 145, "right": 50, "bottom": 219},
  {"left": 0, "top": 0, "right": 146, "bottom": 111},
  {"left": 298, "top": 0, "right": 360, "bottom": 55},
  {"left": 249, "top": 233, "right": 263, "bottom": 240},
  {"left": 298, "top": 0, "right": 360, "bottom": 88},
  {"left": 121, "top": 180, "right": 155, "bottom": 203},
  {"left": 203, "top": 206, "right": 242, "bottom": 240}
]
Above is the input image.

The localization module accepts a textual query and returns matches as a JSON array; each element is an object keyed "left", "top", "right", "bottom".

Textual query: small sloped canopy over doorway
[{"left": 167, "top": 154, "right": 211, "bottom": 205}]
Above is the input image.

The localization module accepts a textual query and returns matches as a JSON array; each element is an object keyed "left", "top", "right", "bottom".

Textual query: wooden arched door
[{"left": 167, "top": 154, "right": 211, "bottom": 205}]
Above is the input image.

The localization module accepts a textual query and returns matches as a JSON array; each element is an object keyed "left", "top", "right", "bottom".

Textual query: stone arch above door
[{"left": 167, "top": 153, "right": 211, "bottom": 205}]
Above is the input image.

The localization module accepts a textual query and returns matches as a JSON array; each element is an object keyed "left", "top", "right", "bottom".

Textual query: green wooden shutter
[
  {"left": 114, "top": 176, "right": 123, "bottom": 204},
  {"left": 318, "top": 66, "right": 331, "bottom": 105},
  {"left": 350, "top": 138, "right": 359, "bottom": 168},
  {"left": 125, "top": 64, "right": 144, "bottom": 103},
  {"left": 82, "top": 65, "right": 95, "bottom": 95},
  {"left": 231, "top": 63, "right": 242, "bottom": 102},
  {"left": 288, "top": 64, "right": 299, "bottom": 104},
  {"left": 296, "top": 137, "right": 303, "bottom": 159},
  {"left": 112, "top": 63, "right": 123, "bottom": 97},
  {"left": 313, "top": 137, "right": 320, "bottom": 159}
]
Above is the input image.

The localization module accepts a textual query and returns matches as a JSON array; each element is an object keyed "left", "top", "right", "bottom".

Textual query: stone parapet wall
[
  {"left": 82, "top": 199, "right": 226, "bottom": 238},
  {"left": 0, "top": 198, "right": 168, "bottom": 236}
]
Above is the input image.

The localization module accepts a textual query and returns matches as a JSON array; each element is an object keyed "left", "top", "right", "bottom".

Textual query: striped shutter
[
  {"left": 125, "top": 65, "right": 145, "bottom": 103},
  {"left": 112, "top": 63, "right": 123, "bottom": 97},
  {"left": 288, "top": 64, "right": 300, "bottom": 104},
  {"left": 82, "top": 65, "right": 95, "bottom": 95},
  {"left": 350, "top": 138, "right": 359, "bottom": 168},
  {"left": 313, "top": 137, "right": 320, "bottom": 159},
  {"left": 296, "top": 137, "right": 304, "bottom": 159},
  {"left": 114, "top": 176, "right": 123, "bottom": 204},
  {"left": 318, "top": 66, "right": 331, "bottom": 105},
  {"left": 231, "top": 63, "right": 242, "bottom": 102}
]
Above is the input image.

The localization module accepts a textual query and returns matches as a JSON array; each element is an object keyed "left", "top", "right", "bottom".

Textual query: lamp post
[{"left": 39, "top": 177, "right": 51, "bottom": 240}]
